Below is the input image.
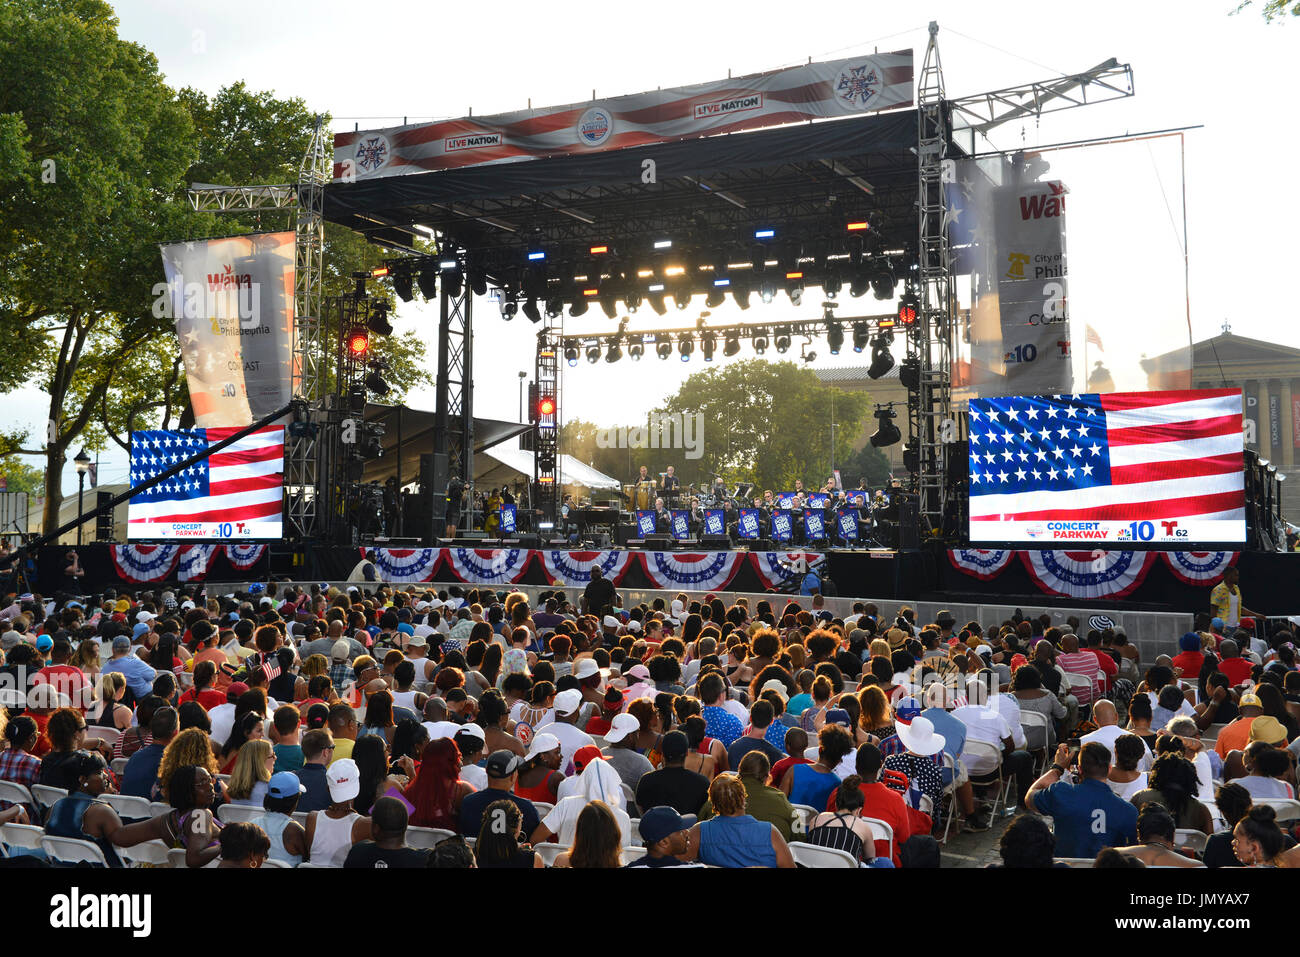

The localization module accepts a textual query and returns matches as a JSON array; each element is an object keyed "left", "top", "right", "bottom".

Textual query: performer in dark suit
[{"left": 659, "top": 465, "right": 680, "bottom": 494}]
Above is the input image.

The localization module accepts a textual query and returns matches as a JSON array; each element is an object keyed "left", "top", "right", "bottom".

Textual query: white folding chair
[
  {"left": 84, "top": 726, "right": 122, "bottom": 747},
  {"left": 789, "top": 804, "right": 819, "bottom": 837},
  {"left": 217, "top": 774, "right": 233, "bottom": 787},
  {"left": 1063, "top": 672, "right": 1093, "bottom": 704},
  {"left": 1055, "top": 857, "right": 1095, "bottom": 868},
  {"left": 405, "top": 825, "right": 456, "bottom": 849},
  {"left": 627, "top": 818, "right": 642, "bottom": 844},
  {"left": 111, "top": 757, "right": 130, "bottom": 776},
  {"left": 41, "top": 835, "right": 108, "bottom": 866},
  {"left": 790, "top": 841, "right": 857, "bottom": 868},
  {"left": 1018, "top": 711, "right": 1051, "bottom": 774},
  {"left": 102, "top": 793, "right": 153, "bottom": 822},
  {"left": 1256, "top": 798, "right": 1300, "bottom": 823},
  {"left": 532, "top": 802, "right": 555, "bottom": 818},
  {"left": 534, "top": 841, "right": 566, "bottom": 867},
  {"left": 167, "top": 846, "right": 219, "bottom": 868},
  {"left": 620, "top": 845, "right": 647, "bottom": 864},
  {"left": 937, "top": 751, "right": 959, "bottom": 844},
  {"left": 291, "top": 811, "right": 309, "bottom": 825},
  {"left": 620, "top": 783, "right": 636, "bottom": 808},
  {"left": 1174, "top": 829, "right": 1208, "bottom": 855},
  {"left": 861, "top": 816, "right": 894, "bottom": 863},
  {"left": 0, "top": 780, "right": 35, "bottom": 813},
  {"left": 118, "top": 839, "right": 172, "bottom": 867},
  {"left": 260, "top": 857, "right": 292, "bottom": 868},
  {"left": 0, "top": 823, "right": 45, "bottom": 855},
  {"left": 150, "top": 802, "right": 172, "bottom": 817},
  {"left": 297, "top": 861, "right": 332, "bottom": 868},
  {"left": 962, "top": 739, "right": 1015, "bottom": 818},
  {"left": 31, "top": 784, "right": 68, "bottom": 816},
  {"left": 216, "top": 803, "right": 265, "bottom": 824}
]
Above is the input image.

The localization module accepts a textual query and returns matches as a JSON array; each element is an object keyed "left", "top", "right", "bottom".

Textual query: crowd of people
[{"left": 0, "top": 567, "right": 1297, "bottom": 869}]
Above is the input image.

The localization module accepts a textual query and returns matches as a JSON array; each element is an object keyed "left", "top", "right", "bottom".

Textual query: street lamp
[{"left": 73, "top": 448, "right": 91, "bottom": 546}]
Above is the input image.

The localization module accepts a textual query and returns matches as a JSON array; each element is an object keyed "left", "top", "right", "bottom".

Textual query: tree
[
  {"left": 1235, "top": 0, "right": 1299, "bottom": 20},
  {"left": 0, "top": 458, "right": 43, "bottom": 497},
  {"left": 840, "top": 442, "right": 894, "bottom": 490}
]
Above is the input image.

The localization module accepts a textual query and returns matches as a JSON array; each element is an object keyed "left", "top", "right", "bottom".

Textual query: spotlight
[
  {"left": 774, "top": 325, "right": 792, "bottom": 353},
  {"left": 367, "top": 301, "right": 393, "bottom": 336},
  {"left": 600, "top": 287, "right": 620, "bottom": 319},
  {"left": 723, "top": 331, "right": 740, "bottom": 357},
  {"left": 868, "top": 333, "right": 895, "bottom": 379},
  {"left": 673, "top": 287, "right": 692, "bottom": 310},
  {"left": 569, "top": 297, "right": 589, "bottom": 317},
  {"left": 538, "top": 395, "right": 556, "bottom": 417},
  {"left": 501, "top": 297, "right": 518, "bottom": 321},
  {"left": 897, "top": 289, "right": 920, "bottom": 325},
  {"left": 847, "top": 234, "right": 865, "bottom": 268},
  {"left": 852, "top": 321, "right": 870, "bottom": 352},
  {"left": 586, "top": 343, "right": 602, "bottom": 364},
  {"left": 850, "top": 269, "right": 871, "bottom": 298},
  {"left": 417, "top": 265, "right": 438, "bottom": 299},
  {"left": 759, "top": 280, "right": 777, "bottom": 304},
  {"left": 706, "top": 287, "right": 726, "bottom": 308},
  {"left": 827, "top": 321, "right": 844, "bottom": 355},
  {"left": 899, "top": 356, "right": 921, "bottom": 391},
  {"left": 625, "top": 289, "right": 643, "bottom": 313},
  {"left": 523, "top": 298, "right": 542, "bottom": 323},
  {"left": 871, "top": 262, "right": 896, "bottom": 300},
  {"left": 752, "top": 326, "right": 768, "bottom": 355},
  {"left": 732, "top": 280, "right": 751, "bottom": 310},
  {"left": 564, "top": 344, "right": 579, "bottom": 366},
  {"left": 606, "top": 340, "right": 623, "bottom": 362},
  {"left": 701, "top": 330, "right": 716, "bottom": 362},
  {"left": 364, "top": 360, "right": 390, "bottom": 396},
  {"left": 346, "top": 327, "right": 370, "bottom": 358},
  {"left": 546, "top": 295, "right": 564, "bottom": 319},
  {"left": 678, "top": 335, "right": 694, "bottom": 361},
  {"left": 648, "top": 291, "right": 668, "bottom": 316},
  {"left": 823, "top": 267, "right": 842, "bottom": 299},
  {"left": 628, "top": 339, "right": 645, "bottom": 360},
  {"left": 903, "top": 442, "right": 919, "bottom": 473},
  {"left": 468, "top": 265, "right": 488, "bottom": 298},
  {"left": 655, "top": 334, "right": 673, "bottom": 360},
  {"left": 440, "top": 253, "right": 463, "bottom": 298},
  {"left": 393, "top": 272, "right": 414, "bottom": 302},
  {"left": 869, "top": 405, "right": 901, "bottom": 448}
]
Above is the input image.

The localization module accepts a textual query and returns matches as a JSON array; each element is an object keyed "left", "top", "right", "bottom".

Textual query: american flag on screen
[
  {"left": 968, "top": 390, "right": 1244, "bottom": 524},
  {"left": 128, "top": 426, "right": 284, "bottom": 528}
]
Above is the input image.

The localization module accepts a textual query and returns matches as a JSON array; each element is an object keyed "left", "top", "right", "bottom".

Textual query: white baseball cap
[
  {"left": 604, "top": 712, "right": 641, "bottom": 745},
  {"left": 554, "top": 688, "right": 583, "bottom": 716},
  {"left": 525, "top": 731, "right": 561, "bottom": 761},
  {"left": 326, "top": 759, "right": 361, "bottom": 802},
  {"left": 603, "top": 615, "right": 621, "bottom": 629}
]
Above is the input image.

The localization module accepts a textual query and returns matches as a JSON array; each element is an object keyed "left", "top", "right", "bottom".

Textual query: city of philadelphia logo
[
  {"left": 836, "top": 64, "right": 878, "bottom": 107},
  {"left": 1004, "top": 252, "right": 1031, "bottom": 281},
  {"left": 577, "top": 107, "right": 613, "bottom": 146},
  {"left": 444, "top": 131, "right": 503, "bottom": 152},
  {"left": 354, "top": 134, "right": 390, "bottom": 173},
  {"left": 694, "top": 92, "right": 763, "bottom": 120}
]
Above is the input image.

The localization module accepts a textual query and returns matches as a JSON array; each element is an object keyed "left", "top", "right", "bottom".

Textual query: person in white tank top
[{"left": 306, "top": 758, "right": 370, "bottom": 866}]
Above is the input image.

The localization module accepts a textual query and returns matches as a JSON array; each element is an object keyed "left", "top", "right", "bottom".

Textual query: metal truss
[
  {"left": 949, "top": 60, "right": 1135, "bottom": 137},
  {"left": 433, "top": 283, "right": 474, "bottom": 525},
  {"left": 559, "top": 312, "right": 902, "bottom": 353},
  {"left": 534, "top": 329, "right": 561, "bottom": 527},
  {"left": 187, "top": 183, "right": 297, "bottom": 213}
]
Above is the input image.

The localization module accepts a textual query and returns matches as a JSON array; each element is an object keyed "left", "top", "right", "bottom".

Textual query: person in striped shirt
[{"left": 1056, "top": 633, "right": 1101, "bottom": 711}]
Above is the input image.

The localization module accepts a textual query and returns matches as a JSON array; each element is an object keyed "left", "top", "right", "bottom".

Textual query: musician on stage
[
  {"left": 561, "top": 493, "right": 576, "bottom": 541},
  {"left": 659, "top": 465, "right": 680, "bottom": 495},
  {"left": 635, "top": 464, "right": 651, "bottom": 485},
  {"left": 653, "top": 496, "right": 672, "bottom": 533},
  {"left": 708, "top": 476, "right": 729, "bottom": 507}
]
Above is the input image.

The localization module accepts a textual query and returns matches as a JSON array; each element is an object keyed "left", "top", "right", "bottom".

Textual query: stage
[{"left": 20, "top": 542, "right": 1300, "bottom": 615}]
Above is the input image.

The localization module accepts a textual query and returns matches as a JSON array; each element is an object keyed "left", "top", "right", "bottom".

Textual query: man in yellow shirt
[{"left": 1209, "top": 566, "right": 1258, "bottom": 631}]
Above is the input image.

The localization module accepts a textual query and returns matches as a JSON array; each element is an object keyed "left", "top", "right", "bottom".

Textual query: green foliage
[
  {"left": 0, "top": 457, "right": 43, "bottom": 496},
  {"left": 1235, "top": 0, "right": 1299, "bottom": 20},
  {"left": 840, "top": 442, "right": 893, "bottom": 489}
]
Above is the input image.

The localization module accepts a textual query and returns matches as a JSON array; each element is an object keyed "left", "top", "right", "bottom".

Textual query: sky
[{"left": 11, "top": 0, "right": 1300, "bottom": 496}]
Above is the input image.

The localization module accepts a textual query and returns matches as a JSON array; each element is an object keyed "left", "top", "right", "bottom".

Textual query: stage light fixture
[
  {"left": 871, "top": 262, "right": 896, "bottom": 300},
  {"left": 523, "top": 298, "right": 542, "bottom": 323},
  {"left": 849, "top": 268, "right": 871, "bottom": 298},
  {"left": 723, "top": 331, "right": 740, "bottom": 357},
  {"left": 393, "top": 272, "right": 414, "bottom": 303},
  {"left": 868, "top": 333, "right": 895, "bottom": 379},
  {"left": 546, "top": 295, "right": 564, "bottom": 319},
  {"left": 468, "top": 267, "right": 488, "bottom": 298},
  {"left": 538, "top": 395, "right": 556, "bottom": 416},
  {"left": 655, "top": 334, "right": 673, "bottom": 360},
  {"left": 846, "top": 221, "right": 868, "bottom": 231},
  {"left": 648, "top": 290, "right": 668, "bottom": 316},
  {"left": 823, "top": 267, "right": 842, "bottom": 299},
  {"left": 759, "top": 280, "right": 777, "bottom": 304},
  {"left": 852, "top": 321, "right": 870, "bottom": 352},
  {"left": 774, "top": 325, "right": 792, "bottom": 353},
  {"left": 897, "top": 289, "right": 920, "bottom": 325},
  {"left": 706, "top": 287, "right": 726, "bottom": 308},
  {"left": 678, "top": 335, "right": 694, "bottom": 361},
  {"left": 847, "top": 234, "right": 865, "bottom": 268},
  {"left": 417, "top": 265, "right": 438, "bottom": 300},
  {"left": 364, "top": 360, "right": 390, "bottom": 396},
  {"left": 752, "top": 326, "right": 768, "bottom": 354},
  {"left": 629, "top": 339, "right": 645, "bottom": 360},
  {"left": 625, "top": 289, "right": 643, "bottom": 313},
  {"left": 606, "top": 340, "right": 623, "bottom": 362},
  {"left": 370, "top": 265, "right": 390, "bottom": 279},
  {"left": 440, "top": 253, "right": 463, "bottom": 297},
  {"left": 869, "top": 405, "right": 901, "bottom": 448},
  {"left": 564, "top": 344, "right": 579, "bottom": 366},
  {"left": 899, "top": 356, "right": 920, "bottom": 392},
  {"left": 701, "top": 330, "right": 716, "bottom": 362},
  {"left": 501, "top": 296, "right": 518, "bottom": 321},
  {"left": 569, "top": 297, "right": 589, "bottom": 317},
  {"left": 346, "top": 327, "right": 370, "bottom": 358},
  {"left": 528, "top": 250, "right": 546, "bottom": 261},
  {"left": 732, "top": 279, "right": 751, "bottom": 310},
  {"left": 754, "top": 228, "right": 775, "bottom": 239},
  {"left": 586, "top": 343, "right": 602, "bottom": 364},
  {"left": 673, "top": 287, "right": 692, "bottom": 310},
  {"left": 367, "top": 302, "right": 393, "bottom": 336},
  {"left": 589, "top": 245, "right": 609, "bottom": 255},
  {"left": 654, "top": 239, "right": 673, "bottom": 250},
  {"left": 827, "top": 321, "right": 844, "bottom": 355},
  {"left": 903, "top": 442, "right": 919, "bottom": 474}
]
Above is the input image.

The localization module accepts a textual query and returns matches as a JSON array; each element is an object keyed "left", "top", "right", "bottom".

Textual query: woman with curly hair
[
  {"left": 553, "top": 800, "right": 623, "bottom": 868},
  {"left": 158, "top": 727, "right": 224, "bottom": 805},
  {"left": 1130, "top": 753, "right": 1213, "bottom": 834}
]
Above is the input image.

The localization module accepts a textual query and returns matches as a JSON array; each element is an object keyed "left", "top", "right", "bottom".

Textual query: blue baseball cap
[
  {"left": 35, "top": 634, "right": 53, "bottom": 653},
  {"left": 267, "top": 772, "right": 306, "bottom": 799},
  {"left": 132, "top": 622, "right": 151, "bottom": 639},
  {"left": 639, "top": 806, "right": 688, "bottom": 845},
  {"left": 894, "top": 695, "right": 923, "bottom": 724},
  {"left": 1211, "top": 617, "right": 1225, "bottom": 631}
]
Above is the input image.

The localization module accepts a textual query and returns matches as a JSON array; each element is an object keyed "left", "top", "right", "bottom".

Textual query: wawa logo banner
[
  {"left": 1019, "top": 182, "right": 1068, "bottom": 220},
  {"left": 206, "top": 264, "right": 252, "bottom": 290}
]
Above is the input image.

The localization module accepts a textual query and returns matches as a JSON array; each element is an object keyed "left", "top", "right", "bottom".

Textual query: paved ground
[{"left": 938, "top": 807, "right": 1024, "bottom": 868}]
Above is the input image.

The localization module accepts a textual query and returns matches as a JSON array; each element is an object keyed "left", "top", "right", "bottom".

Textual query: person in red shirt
[
  {"left": 826, "top": 742, "right": 912, "bottom": 867},
  {"left": 32, "top": 636, "right": 90, "bottom": 710},
  {"left": 1081, "top": 632, "right": 1117, "bottom": 694},
  {"left": 769, "top": 727, "right": 811, "bottom": 788},
  {"left": 179, "top": 660, "right": 228, "bottom": 711},
  {"left": 1218, "top": 638, "right": 1255, "bottom": 688},
  {"left": 584, "top": 687, "right": 624, "bottom": 737},
  {"left": 1171, "top": 633, "right": 1205, "bottom": 681}
]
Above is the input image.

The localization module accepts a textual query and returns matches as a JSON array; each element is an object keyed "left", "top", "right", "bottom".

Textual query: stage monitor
[
  {"left": 127, "top": 426, "right": 284, "bottom": 540},
  {"left": 966, "top": 389, "right": 1244, "bottom": 546}
]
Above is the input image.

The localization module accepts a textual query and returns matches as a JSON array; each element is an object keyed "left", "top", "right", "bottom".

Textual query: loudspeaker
[
  {"left": 94, "top": 491, "right": 114, "bottom": 541},
  {"left": 644, "top": 535, "right": 674, "bottom": 550},
  {"left": 420, "top": 452, "right": 449, "bottom": 538},
  {"left": 701, "top": 534, "right": 731, "bottom": 549},
  {"left": 896, "top": 494, "right": 919, "bottom": 548}
]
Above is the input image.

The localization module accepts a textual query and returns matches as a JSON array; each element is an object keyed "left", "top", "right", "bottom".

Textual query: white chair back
[
  {"left": 1256, "top": 798, "right": 1300, "bottom": 823},
  {"left": 534, "top": 842, "right": 566, "bottom": 867},
  {"left": 84, "top": 726, "right": 122, "bottom": 747},
  {"left": 31, "top": 784, "right": 69, "bottom": 813},
  {"left": 102, "top": 793, "right": 153, "bottom": 821},
  {"left": 118, "top": 839, "right": 172, "bottom": 867},
  {"left": 405, "top": 825, "right": 456, "bottom": 849},
  {"left": 41, "top": 835, "right": 108, "bottom": 866},
  {"left": 1174, "top": 829, "right": 1207, "bottom": 854},
  {"left": 111, "top": 757, "right": 130, "bottom": 776},
  {"left": 789, "top": 841, "right": 857, "bottom": 868},
  {"left": 216, "top": 803, "right": 265, "bottom": 824},
  {"left": 861, "top": 816, "right": 894, "bottom": 862},
  {"left": 0, "top": 822, "right": 45, "bottom": 853},
  {"left": 620, "top": 845, "right": 647, "bottom": 864},
  {"left": 0, "top": 780, "right": 35, "bottom": 812}
]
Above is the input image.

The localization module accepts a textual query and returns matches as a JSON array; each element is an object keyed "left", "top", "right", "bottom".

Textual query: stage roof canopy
[{"left": 358, "top": 402, "right": 529, "bottom": 487}]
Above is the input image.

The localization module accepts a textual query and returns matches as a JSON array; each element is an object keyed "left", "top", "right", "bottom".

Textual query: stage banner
[
  {"left": 1294, "top": 397, "right": 1300, "bottom": 449},
  {"left": 703, "top": 509, "right": 726, "bottom": 537},
  {"left": 1163, "top": 550, "right": 1238, "bottom": 585},
  {"left": 372, "top": 548, "right": 441, "bottom": 583},
  {"left": 499, "top": 504, "right": 517, "bottom": 535},
  {"left": 539, "top": 550, "right": 634, "bottom": 587},
  {"left": 752, "top": 552, "right": 822, "bottom": 589},
  {"left": 670, "top": 509, "right": 691, "bottom": 540},
  {"left": 635, "top": 510, "right": 656, "bottom": 538},
  {"left": 176, "top": 544, "right": 218, "bottom": 582},
  {"left": 158, "top": 232, "right": 295, "bottom": 427},
  {"left": 771, "top": 510, "right": 794, "bottom": 542},
  {"left": 846, "top": 491, "right": 868, "bottom": 506},
  {"left": 947, "top": 548, "right": 1015, "bottom": 581},
  {"left": 776, "top": 492, "right": 796, "bottom": 509},
  {"left": 334, "top": 52, "right": 913, "bottom": 181},
  {"left": 443, "top": 548, "right": 531, "bottom": 585},
  {"left": 737, "top": 508, "right": 761, "bottom": 540},
  {"left": 804, "top": 509, "right": 827, "bottom": 540},
  {"left": 224, "top": 544, "right": 267, "bottom": 569},
  {"left": 1020, "top": 549, "right": 1157, "bottom": 600},
  {"left": 807, "top": 493, "right": 830, "bottom": 508},
  {"left": 835, "top": 508, "right": 859, "bottom": 540},
  {"left": 639, "top": 552, "right": 746, "bottom": 592},
  {"left": 111, "top": 545, "right": 183, "bottom": 583}
]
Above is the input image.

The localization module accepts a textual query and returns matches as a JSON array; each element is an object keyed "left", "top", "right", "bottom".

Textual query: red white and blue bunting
[
  {"left": 751, "top": 552, "right": 823, "bottom": 590},
  {"left": 370, "top": 548, "right": 441, "bottom": 583},
  {"left": 442, "top": 548, "right": 531, "bottom": 585},
  {"left": 639, "top": 551, "right": 746, "bottom": 591},
  {"left": 177, "top": 545, "right": 218, "bottom": 582},
  {"left": 1020, "top": 550, "right": 1158, "bottom": 600},
  {"left": 947, "top": 548, "right": 1015, "bottom": 581},
  {"left": 111, "top": 544, "right": 183, "bottom": 583},
  {"left": 225, "top": 544, "right": 267, "bottom": 570},
  {"left": 1163, "top": 550, "right": 1239, "bottom": 585},
  {"left": 539, "top": 550, "right": 634, "bottom": 587}
]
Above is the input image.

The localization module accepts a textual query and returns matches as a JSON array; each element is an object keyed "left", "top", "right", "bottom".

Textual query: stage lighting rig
[
  {"left": 346, "top": 327, "right": 370, "bottom": 359},
  {"left": 774, "top": 325, "right": 792, "bottom": 353},
  {"left": 752, "top": 326, "right": 769, "bottom": 355},
  {"left": 868, "top": 331, "right": 895, "bottom": 379},
  {"left": 628, "top": 337, "right": 645, "bottom": 360},
  {"left": 899, "top": 356, "right": 920, "bottom": 392},
  {"left": 364, "top": 359, "right": 390, "bottom": 397},
  {"left": 827, "top": 320, "right": 844, "bottom": 356},
  {"left": 606, "top": 319, "right": 627, "bottom": 362},
  {"left": 417, "top": 263, "right": 438, "bottom": 300},
  {"left": 586, "top": 342, "right": 602, "bottom": 364},
  {"left": 523, "top": 298, "right": 543, "bottom": 323},
  {"left": 439, "top": 251, "right": 463, "bottom": 298},
  {"left": 852, "top": 321, "right": 870, "bottom": 353},
  {"left": 871, "top": 261, "right": 896, "bottom": 300},
  {"left": 869, "top": 404, "right": 901, "bottom": 448},
  {"left": 564, "top": 343, "right": 579, "bottom": 366},
  {"left": 723, "top": 330, "right": 740, "bottom": 357},
  {"left": 678, "top": 334, "right": 694, "bottom": 362},
  {"left": 655, "top": 334, "right": 673, "bottom": 360},
  {"left": 897, "top": 288, "right": 919, "bottom": 325},
  {"left": 392, "top": 270, "right": 414, "bottom": 303},
  {"left": 368, "top": 301, "right": 393, "bottom": 336}
]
